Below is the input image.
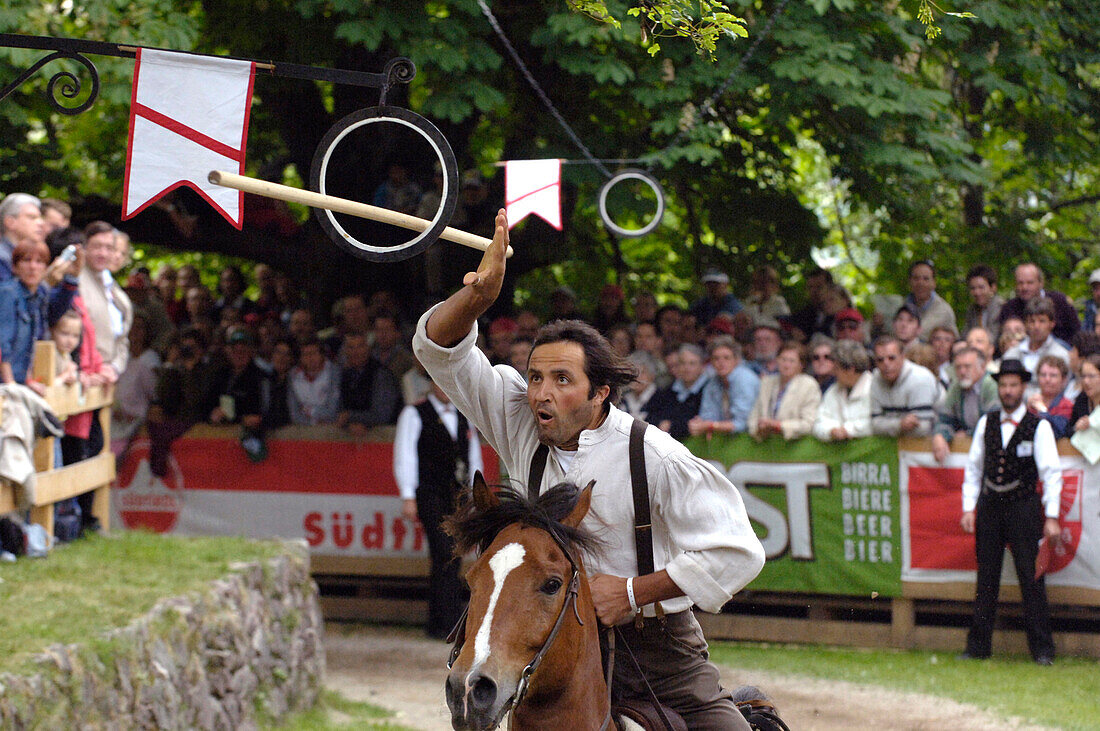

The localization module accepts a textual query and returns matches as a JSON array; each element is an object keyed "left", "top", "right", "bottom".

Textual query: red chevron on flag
[{"left": 122, "top": 49, "right": 255, "bottom": 229}]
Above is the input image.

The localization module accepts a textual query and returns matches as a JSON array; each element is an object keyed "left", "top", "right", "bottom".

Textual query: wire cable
[
  {"left": 477, "top": 0, "right": 792, "bottom": 171},
  {"left": 476, "top": 0, "right": 613, "bottom": 178}
]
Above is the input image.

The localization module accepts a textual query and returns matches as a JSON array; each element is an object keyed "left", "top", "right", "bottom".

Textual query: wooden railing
[{"left": 0, "top": 341, "right": 115, "bottom": 536}]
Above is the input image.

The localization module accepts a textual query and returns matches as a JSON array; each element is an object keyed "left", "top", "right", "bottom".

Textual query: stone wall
[{"left": 0, "top": 542, "right": 324, "bottom": 729}]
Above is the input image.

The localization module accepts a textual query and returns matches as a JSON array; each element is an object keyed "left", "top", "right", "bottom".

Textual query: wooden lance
[{"left": 208, "top": 170, "right": 513, "bottom": 257}]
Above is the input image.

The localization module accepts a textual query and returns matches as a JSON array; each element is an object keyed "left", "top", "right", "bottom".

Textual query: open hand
[{"left": 462, "top": 209, "right": 509, "bottom": 304}]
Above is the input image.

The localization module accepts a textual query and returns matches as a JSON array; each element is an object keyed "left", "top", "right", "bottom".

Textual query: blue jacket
[
  {"left": 698, "top": 362, "right": 760, "bottom": 433},
  {"left": 0, "top": 238, "right": 13, "bottom": 282},
  {"left": 0, "top": 276, "right": 78, "bottom": 383}
]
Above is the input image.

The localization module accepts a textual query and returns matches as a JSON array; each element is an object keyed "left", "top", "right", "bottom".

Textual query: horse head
[{"left": 443, "top": 472, "right": 607, "bottom": 730}]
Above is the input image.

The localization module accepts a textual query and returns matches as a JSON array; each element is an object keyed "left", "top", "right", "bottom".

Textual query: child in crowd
[
  {"left": 50, "top": 309, "right": 81, "bottom": 387},
  {"left": 50, "top": 310, "right": 85, "bottom": 540}
]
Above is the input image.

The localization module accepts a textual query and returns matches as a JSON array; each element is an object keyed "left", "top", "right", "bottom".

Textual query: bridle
[{"left": 447, "top": 528, "right": 611, "bottom": 730}]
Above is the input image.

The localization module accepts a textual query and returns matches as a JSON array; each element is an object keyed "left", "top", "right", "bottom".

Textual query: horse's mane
[{"left": 444, "top": 482, "right": 602, "bottom": 561}]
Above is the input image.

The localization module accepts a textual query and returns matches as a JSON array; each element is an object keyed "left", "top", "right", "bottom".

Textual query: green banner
[{"left": 687, "top": 434, "right": 902, "bottom": 597}]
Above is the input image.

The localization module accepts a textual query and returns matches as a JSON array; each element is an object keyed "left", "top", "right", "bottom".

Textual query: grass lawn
[
  {"left": 0, "top": 530, "right": 285, "bottom": 676},
  {"left": 710, "top": 641, "right": 1099, "bottom": 730},
  {"left": 265, "top": 691, "right": 416, "bottom": 730}
]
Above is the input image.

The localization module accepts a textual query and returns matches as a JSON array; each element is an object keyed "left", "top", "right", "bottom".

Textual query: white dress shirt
[
  {"left": 961, "top": 403, "right": 1062, "bottom": 518},
  {"left": 412, "top": 304, "right": 765, "bottom": 615},
  {"left": 393, "top": 394, "right": 483, "bottom": 500}
]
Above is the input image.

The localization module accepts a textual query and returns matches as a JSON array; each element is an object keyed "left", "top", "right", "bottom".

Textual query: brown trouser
[{"left": 602, "top": 610, "right": 751, "bottom": 731}]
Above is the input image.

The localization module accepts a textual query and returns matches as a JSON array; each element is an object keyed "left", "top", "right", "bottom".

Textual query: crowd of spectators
[
  {"left": 7, "top": 188, "right": 1100, "bottom": 545},
  {"left": 463, "top": 259, "right": 1100, "bottom": 465}
]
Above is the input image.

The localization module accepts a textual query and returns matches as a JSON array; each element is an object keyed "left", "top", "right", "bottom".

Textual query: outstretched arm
[{"left": 424, "top": 209, "right": 510, "bottom": 347}]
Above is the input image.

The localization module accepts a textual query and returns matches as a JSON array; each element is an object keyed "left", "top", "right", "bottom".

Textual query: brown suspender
[
  {"left": 527, "top": 418, "right": 652, "bottom": 574},
  {"left": 628, "top": 418, "right": 654, "bottom": 576},
  {"left": 527, "top": 443, "right": 549, "bottom": 501}
]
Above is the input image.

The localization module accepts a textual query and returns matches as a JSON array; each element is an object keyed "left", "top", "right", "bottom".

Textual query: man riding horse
[{"left": 413, "top": 209, "right": 766, "bottom": 729}]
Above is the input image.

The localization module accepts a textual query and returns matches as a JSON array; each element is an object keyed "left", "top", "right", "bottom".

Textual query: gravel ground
[{"left": 323, "top": 624, "right": 1047, "bottom": 730}]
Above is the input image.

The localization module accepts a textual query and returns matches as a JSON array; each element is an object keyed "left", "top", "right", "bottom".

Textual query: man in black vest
[
  {"left": 394, "top": 378, "right": 482, "bottom": 639},
  {"left": 959, "top": 358, "right": 1063, "bottom": 665}
]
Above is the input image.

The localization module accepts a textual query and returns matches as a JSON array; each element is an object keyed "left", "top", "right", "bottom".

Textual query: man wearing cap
[
  {"left": 892, "top": 303, "right": 923, "bottom": 349},
  {"left": 209, "top": 327, "right": 266, "bottom": 431},
  {"left": 959, "top": 358, "right": 1062, "bottom": 665},
  {"left": 999, "top": 263, "right": 1079, "bottom": 344},
  {"left": 833, "top": 307, "right": 866, "bottom": 344},
  {"left": 1084, "top": 269, "right": 1100, "bottom": 332},
  {"left": 690, "top": 267, "right": 742, "bottom": 327}
]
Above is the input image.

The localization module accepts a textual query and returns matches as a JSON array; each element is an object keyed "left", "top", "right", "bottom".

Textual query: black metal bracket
[{"left": 0, "top": 33, "right": 415, "bottom": 114}]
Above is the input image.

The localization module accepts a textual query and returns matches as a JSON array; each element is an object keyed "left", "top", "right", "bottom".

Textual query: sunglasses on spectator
[
  {"left": 836, "top": 321, "right": 860, "bottom": 329},
  {"left": 812, "top": 354, "right": 832, "bottom": 361}
]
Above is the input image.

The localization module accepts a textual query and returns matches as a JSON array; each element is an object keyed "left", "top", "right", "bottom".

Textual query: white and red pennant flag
[
  {"left": 505, "top": 159, "right": 562, "bottom": 230},
  {"left": 122, "top": 49, "right": 255, "bottom": 229}
]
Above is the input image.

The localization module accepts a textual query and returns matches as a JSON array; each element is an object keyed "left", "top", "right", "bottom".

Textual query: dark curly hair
[{"left": 532, "top": 319, "right": 638, "bottom": 407}]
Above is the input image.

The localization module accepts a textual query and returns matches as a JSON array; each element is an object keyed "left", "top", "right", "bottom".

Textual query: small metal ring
[
  {"left": 597, "top": 168, "right": 665, "bottom": 238},
  {"left": 309, "top": 105, "right": 459, "bottom": 262}
]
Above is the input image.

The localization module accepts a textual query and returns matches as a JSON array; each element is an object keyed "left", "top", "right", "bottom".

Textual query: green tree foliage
[{"left": 1, "top": 0, "right": 1098, "bottom": 318}]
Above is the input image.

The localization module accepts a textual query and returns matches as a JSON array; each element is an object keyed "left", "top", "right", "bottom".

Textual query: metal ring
[
  {"left": 309, "top": 106, "right": 459, "bottom": 262},
  {"left": 597, "top": 168, "right": 665, "bottom": 238}
]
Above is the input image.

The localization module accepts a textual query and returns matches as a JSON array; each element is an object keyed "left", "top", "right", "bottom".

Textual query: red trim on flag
[
  {"left": 505, "top": 181, "right": 560, "bottom": 207},
  {"left": 132, "top": 102, "right": 243, "bottom": 160},
  {"left": 120, "top": 47, "right": 144, "bottom": 224}
]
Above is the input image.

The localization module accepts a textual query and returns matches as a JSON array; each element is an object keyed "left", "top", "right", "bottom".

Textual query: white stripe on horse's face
[{"left": 472, "top": 542, "right": 526, "bottom": 669}]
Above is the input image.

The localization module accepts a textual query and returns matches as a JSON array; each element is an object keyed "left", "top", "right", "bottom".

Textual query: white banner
[
  {"left": 505, "top": 159, "right": 561, "bottom": 230},
  {"left": 122, "top": 49, "right": 255, "bottom": 228}
]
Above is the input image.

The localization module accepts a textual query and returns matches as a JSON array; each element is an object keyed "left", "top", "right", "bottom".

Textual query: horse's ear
[
  {"left": 471, "top": 471, "right": 499, "bottom": 512},
  {"left": 563, "top": 480, "right": 595, "bottom": 528}
]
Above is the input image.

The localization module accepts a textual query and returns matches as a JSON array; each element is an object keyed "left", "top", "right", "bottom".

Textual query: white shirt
[
  {"left": 101, "top": 269, "right": 125, "bottom": 337},
  {"left": 412, "top": 304, "right": 765, "bottom": 615},
  {"left": 813, "top": 371, "right": 873, "bottom": 441},
  {"left": 1004, "top": 337, "right": 1070, "bottom": 381},
  {"left": 393, "top": 394, "right": 483, "bottom": 500},
  {"left": 961, "top": 404, "right": 1063, "bottom": 518}
]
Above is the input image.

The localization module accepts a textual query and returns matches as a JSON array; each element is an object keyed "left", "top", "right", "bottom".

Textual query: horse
[
  {"left": 443, "top": 474, "right": 608, "bottom": 730},
  {"left": 442, "top": 473, "right": 788, "bottom": 731}
]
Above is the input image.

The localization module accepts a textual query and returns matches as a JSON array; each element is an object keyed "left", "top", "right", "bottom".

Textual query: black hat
[
  {"left": 893, "top": 302, "right": 921, "bottom": 324},
  {"left": 993, "top": 358, "right": 1031, "bottom": 383}
]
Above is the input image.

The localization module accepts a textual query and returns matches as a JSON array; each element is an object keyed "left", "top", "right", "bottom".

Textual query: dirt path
[{"left": 324, "top": 624, "right": 1045, "bottom": 730}]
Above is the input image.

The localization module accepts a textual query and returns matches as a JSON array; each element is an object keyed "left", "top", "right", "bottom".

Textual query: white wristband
[{"left": 626, "top": 576, "right": 639, "bottom": 613}]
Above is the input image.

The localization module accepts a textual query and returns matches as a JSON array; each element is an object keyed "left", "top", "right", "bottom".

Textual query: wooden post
[
  {"left": 94, "top": 405, "right": 112, "bottom": 531},
  {"left": 891, "top": 597, "right": 915, "bottom": 648},
  {"left": 30, "top": 341, "right": 57, "bottom": 537}
]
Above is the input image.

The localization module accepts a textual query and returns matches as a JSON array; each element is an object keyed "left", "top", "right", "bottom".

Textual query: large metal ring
[
  {"left": 597, "top": 168, "right": 665, "bottom": 238},
  {"left": 309, "top": 105, "right": 459, "bottom": 262}
]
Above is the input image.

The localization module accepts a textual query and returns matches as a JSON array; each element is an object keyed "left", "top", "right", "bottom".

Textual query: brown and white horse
[
  {"left": 443, "top": 475, "right": 610, "bottom": 730},
  {"left": 442, "top": 474, "right": 789, "bottom": 731}
]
